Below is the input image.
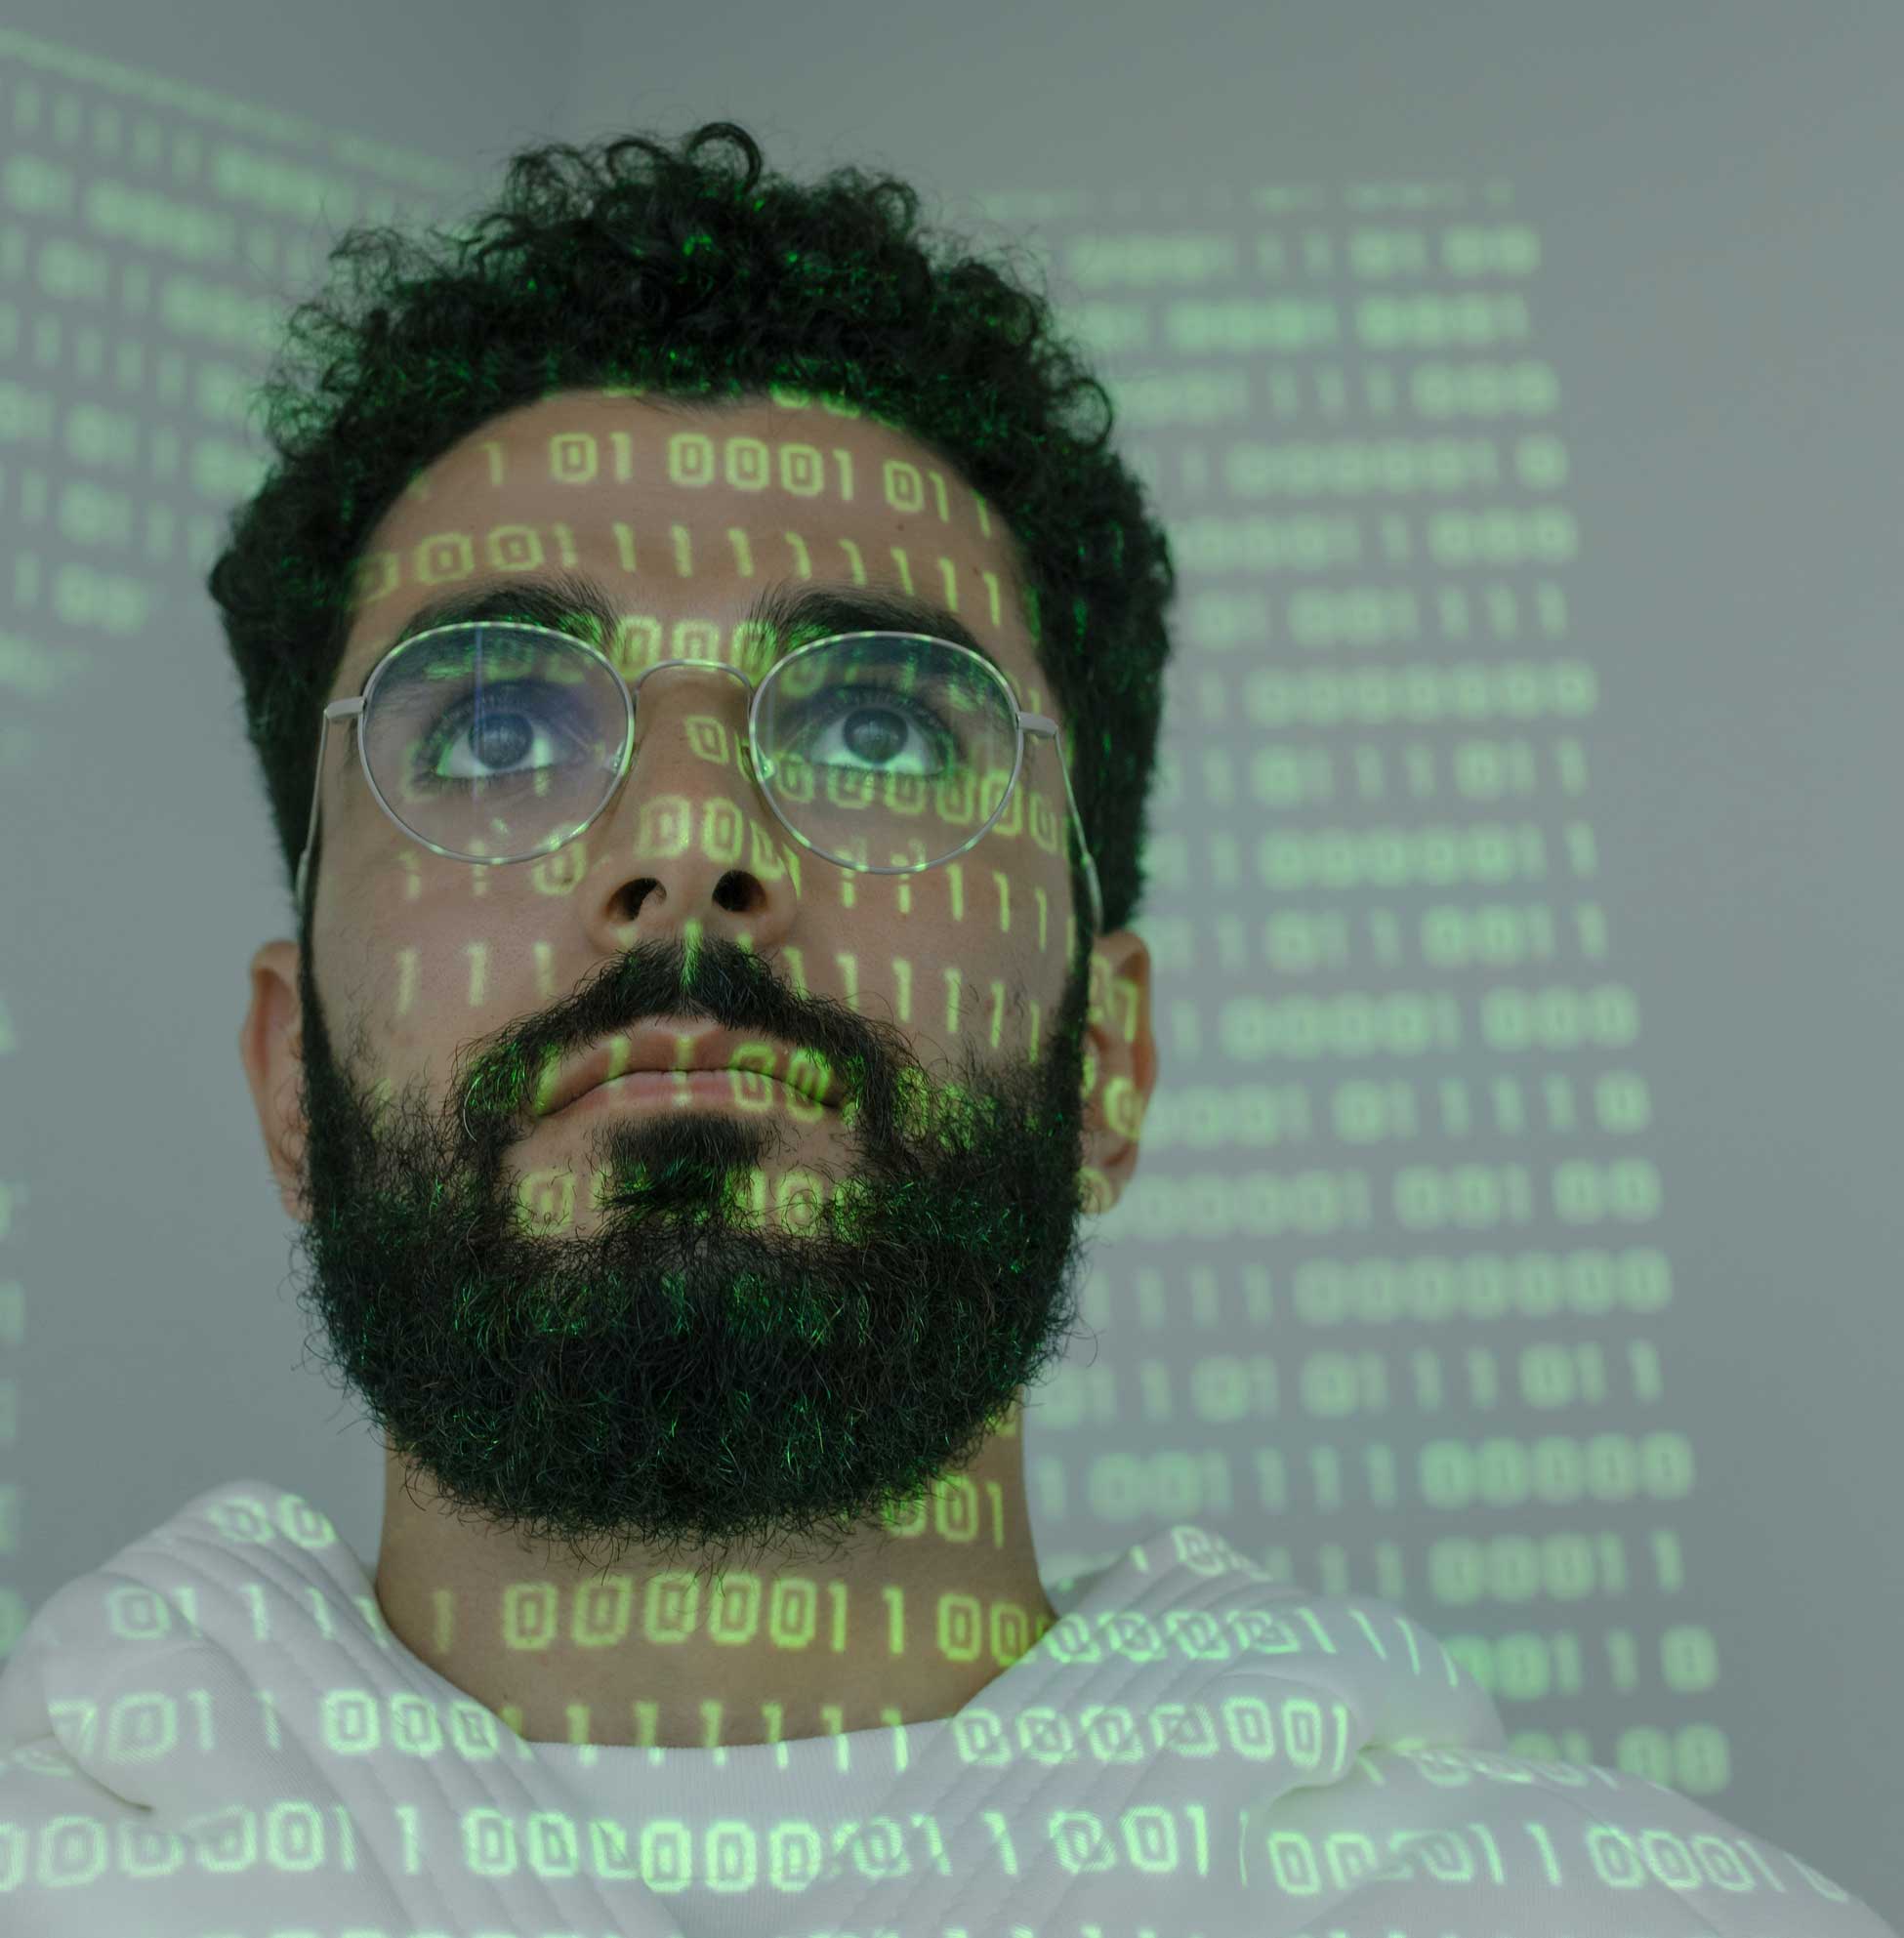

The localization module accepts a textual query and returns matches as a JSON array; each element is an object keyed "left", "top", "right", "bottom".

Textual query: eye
[
  {"left": 422, "top": 681, "right": 590, "bottom": 785},
  {"left": 778, "top": 687, "right": 964, "bottom": 779}
]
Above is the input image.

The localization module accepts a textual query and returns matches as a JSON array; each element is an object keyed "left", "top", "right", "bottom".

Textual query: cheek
[
  {"left": 318, "top": 850, "right": 494, "bottom": 1037},
  {"left": 320, "top": 891, "right": 507, "bottom": 1116},
  {"left": 848, "top": 858, "right": 1070, "bottom": 1053},
  {"left": 974, "top": 781, "right": 1079, "bottom": 971}
]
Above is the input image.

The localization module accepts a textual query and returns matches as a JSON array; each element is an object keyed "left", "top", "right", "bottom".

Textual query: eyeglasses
[{"left": 294, "top": 620, "right": 1104, "bottom": 940}]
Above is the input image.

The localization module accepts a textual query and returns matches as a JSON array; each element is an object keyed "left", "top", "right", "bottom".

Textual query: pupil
[
  {"left": 841, "top": 705, "right": 908, "bottom": 766},
  {"left": 471, "top": 711, "right": 532, "bottom": 769}
]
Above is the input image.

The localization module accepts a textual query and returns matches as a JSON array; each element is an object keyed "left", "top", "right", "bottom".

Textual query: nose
[{"left": 625, "top": 656, "right": 755, "bottom": 738}]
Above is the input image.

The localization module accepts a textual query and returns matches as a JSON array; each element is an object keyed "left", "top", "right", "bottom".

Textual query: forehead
[{"left": 338, "top": 390, "right": 1040, "bottom": 700}]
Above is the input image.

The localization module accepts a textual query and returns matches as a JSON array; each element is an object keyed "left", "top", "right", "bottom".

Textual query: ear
[
  {"left": 1077, "top": 928, "right": 1156, "bottom": 1216},
  {"left": 238, "top": 939, "right": 310, "bottom": 1222}
]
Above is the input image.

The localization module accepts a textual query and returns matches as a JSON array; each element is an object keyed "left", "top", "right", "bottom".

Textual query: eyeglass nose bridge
[{"left": 622, "top": 653, "right": 766, "bottom": 779}]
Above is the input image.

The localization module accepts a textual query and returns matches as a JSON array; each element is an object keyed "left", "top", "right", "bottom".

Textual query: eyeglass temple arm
[
  {"left": 294, "top": 694, "right": 1104, "bottom": 941},
  {"left": 294, "top": 697, "right": 364, "bottom": 916},
  {"left": 1021, "top": 710, "right": 1105, "bottom": 944}
]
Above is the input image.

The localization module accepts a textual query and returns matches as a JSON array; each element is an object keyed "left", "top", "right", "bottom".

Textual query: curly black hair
[{"left": 208, "top": 121, "right": 1177, "bottom": 962}]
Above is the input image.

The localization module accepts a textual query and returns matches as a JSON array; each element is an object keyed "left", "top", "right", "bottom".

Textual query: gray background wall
[{"left": 0, "top": 1, "right": 1897, "bottom": 1920}]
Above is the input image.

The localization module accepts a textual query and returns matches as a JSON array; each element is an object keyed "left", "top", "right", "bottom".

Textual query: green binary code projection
[
  {"left": 0, "top": 34, "right": 460, "bottom": 773},
  {"left": 0, "top": 23, "right": 1890, "bottom": 1938}
]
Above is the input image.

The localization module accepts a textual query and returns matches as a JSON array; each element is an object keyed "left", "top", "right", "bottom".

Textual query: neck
[{"left": 371, "top": 1417, "right": 1058, "bottom": 1750}]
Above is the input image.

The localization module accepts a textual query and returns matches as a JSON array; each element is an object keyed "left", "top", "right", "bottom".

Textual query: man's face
[{"left": 241, "top": 389, "right": 1153, "bottom": 1580}]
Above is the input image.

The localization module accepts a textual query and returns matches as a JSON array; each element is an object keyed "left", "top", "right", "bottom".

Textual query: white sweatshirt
[{"left": 0, "top": 1478, "right": 1891, "bottom": 1936}]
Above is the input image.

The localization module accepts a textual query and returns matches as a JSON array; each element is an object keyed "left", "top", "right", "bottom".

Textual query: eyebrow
[{"left": 355, "top": 569, "right": 1021, "bottom": 701}]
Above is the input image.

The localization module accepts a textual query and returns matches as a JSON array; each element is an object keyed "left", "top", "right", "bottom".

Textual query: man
[
  {"left": 0, "top": 124, "right": 1892, "bottom": 1937},
  {"left": 240, "top": 382, "right": 1153, "bottom": 1752}
]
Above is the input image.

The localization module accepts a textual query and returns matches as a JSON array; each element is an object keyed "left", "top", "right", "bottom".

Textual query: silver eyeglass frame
[{"left": 293, "top": 620, "right": 1105, "bottom": 941}]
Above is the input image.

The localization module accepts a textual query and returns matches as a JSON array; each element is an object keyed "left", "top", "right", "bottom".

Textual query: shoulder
[{"left": 1242, "top": 1740, "right": 1898, "bottom": 1936}]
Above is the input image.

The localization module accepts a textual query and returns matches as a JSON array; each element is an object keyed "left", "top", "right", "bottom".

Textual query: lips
[{"left": 537, "top": 1021, "right": 841, "bottom": 1118}]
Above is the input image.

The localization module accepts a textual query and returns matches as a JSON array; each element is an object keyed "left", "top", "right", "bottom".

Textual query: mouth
[
  {"left": 536, "top": 1023, "right": 846, "bottom": 1120},
  {"left": 553, "top": 1067, "right": 836, "bottom": 1119}
]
